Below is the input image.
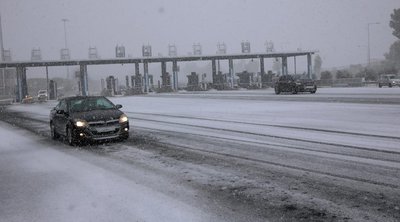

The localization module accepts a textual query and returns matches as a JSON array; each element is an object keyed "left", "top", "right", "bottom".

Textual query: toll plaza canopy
[
  {"left": 0, "top": 50, "right": 317, "bottom": 101},
  {"left": 0, "top": 51, "right": 316, "bottom": 68}
]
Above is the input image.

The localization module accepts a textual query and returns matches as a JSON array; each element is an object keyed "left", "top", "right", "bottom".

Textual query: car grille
[
  {"left": 88, "top": 119, "right": 119, "bottom": 127},
  {"left": 87, "top": 119, "right": 120, "bottom": 136},
  {"left": 91, "top": 129, "right": 120, "bottom": 136}
]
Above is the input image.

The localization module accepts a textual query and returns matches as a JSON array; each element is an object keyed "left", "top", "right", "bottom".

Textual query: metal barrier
[{"left": 317, "top": 78, "right": 364, "bottom": 87}]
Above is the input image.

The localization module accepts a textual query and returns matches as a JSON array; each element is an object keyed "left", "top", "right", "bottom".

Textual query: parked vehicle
[
  {"left": 274, "top": 75, "right": 317, "bottom": 94},
  {"left": 378, "top": 74, "right": 400, "bottom": 88},
  {"left": 21, "top": 95, "right": 34, "bottom": 104},
  {"left": 49, "top": 96, "right": 129, "bottom": 145},
  {"left": 37, "top": 90, "right": 48, "bottom": 102}
]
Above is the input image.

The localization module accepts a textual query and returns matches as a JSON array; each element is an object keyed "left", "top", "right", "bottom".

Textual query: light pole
[
  {"left": 62, "top": 18, "right": 69, "bottom": 49},
  {"left": 0, "top": 15, "right": 5, "bottom": 95},
  {"left": 61, "top": 18, "right": 70, "bottom": 78},
  {"left": 0, "top": 15, "right": 4, "bottom": 62},
  {"left": 367, "top": 22, "right": 380, "bottom": 65}
]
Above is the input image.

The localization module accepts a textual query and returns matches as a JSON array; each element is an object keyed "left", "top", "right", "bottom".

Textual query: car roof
[{"left": 62, "top": 96, "right": 105, "bottom": 101}]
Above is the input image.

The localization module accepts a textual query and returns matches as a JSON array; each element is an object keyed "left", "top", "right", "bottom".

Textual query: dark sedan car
[
  {"left": 50, "top": 96, "right": 129, "bottom": 145},
  {"left": 274, "top": 74, "right": 317, "bottom": 94}
]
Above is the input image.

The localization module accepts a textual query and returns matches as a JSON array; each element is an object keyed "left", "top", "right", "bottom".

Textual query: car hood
[
  {"left": 70, "top": 109, "right": 124, "bottom": 122},
  {"left": 296, "top": 79, "right": 315, "bottom": 84}
]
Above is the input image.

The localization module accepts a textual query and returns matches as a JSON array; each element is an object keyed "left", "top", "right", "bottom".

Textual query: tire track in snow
[
  {"left": 126, "top": 111, "right": 400, "bottom": 141},
  {"left": 127, "top": 112, "right": 400, "bottom": 156},
  {"left": 136, "top": 126, "right": 400, "bottom": 190},
  {"left": 3, "top": 108, "right": 399, "bottom": 189}
]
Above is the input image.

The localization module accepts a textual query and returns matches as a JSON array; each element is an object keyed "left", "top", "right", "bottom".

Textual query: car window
[
  {"left": 55, "top": 101, "right": 61, "bottom": 110},
  {"left": 96, "top": 98, "right": 115, "bottom": 109},
  {"left": 293, "top": 75, "right": 310, "bottom": 80},
  {"left": 59, "top": 100, "right": 67, "bottom": 111},
  {"left": 286, "top": 76, "right": 294, "bottom": 81}
]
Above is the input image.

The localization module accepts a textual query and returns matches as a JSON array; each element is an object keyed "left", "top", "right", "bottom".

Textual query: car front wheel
[
  {"left": 274, "top": 86, "right": 281, "bottom": 95},
  {"left": 50, "top": 123, "right": 59, "bottom": 140},
  {"left": 291, "top": 86, "right": 298, "bottom": 94},
  {"left": 66, "top": 126, "right": 76, "bottom": 146},
  {"left": 310, "top": 86, "right": 317, "bottom": 94}
]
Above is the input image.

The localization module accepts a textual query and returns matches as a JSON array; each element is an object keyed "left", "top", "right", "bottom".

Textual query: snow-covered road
[{"left": 2, "top": 87, "right": 400, "bottom": 221}]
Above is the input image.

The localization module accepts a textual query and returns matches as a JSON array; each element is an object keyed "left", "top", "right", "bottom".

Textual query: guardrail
[
  {"left": 0, "top": 98, "right": 13, "bottom": 105},
  {"left": 317, "top": 78, "right": 368, "bottom": 87}
]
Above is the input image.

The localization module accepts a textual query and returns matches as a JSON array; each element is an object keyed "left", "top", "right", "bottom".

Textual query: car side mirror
[{"left": 115, "top": 104, "right": 123, "bottom": 109}]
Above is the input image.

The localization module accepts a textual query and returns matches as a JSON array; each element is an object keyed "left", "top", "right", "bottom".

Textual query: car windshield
[
  {"left": 38, "top": 90, "right": 46, "bottom": 94},
  {"left": 293, "top": 75, "right": 310, "bottom": 80},
  {"left": 68, "top": 97, "right": 115, "bottom": 112}
]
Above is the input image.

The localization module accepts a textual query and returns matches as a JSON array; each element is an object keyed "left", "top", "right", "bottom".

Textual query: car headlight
[
  {"left": 74, "top": 119, "right": 87, "bottom": 127},
  {"left": 119, "top": 114, "right": 128, "bottom": 123}
]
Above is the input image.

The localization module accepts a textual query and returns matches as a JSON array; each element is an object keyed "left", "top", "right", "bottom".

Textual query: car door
[
  {"left": 278, "top": 76, "right": 286, "bottom": 90},
  {"left": 281, "top": 76, "right": 290, "bottom": 91},
  {"left": 287, "top": 75, "right": 295, "bottom": 90}
]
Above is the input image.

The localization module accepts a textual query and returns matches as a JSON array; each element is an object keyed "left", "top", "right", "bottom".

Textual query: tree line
[{"left": 317, "top": 8, "right": 400, "bottom": 81}]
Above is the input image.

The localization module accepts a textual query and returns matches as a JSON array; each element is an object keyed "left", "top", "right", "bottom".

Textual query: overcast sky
[{"left": 1, "top": 0, "right": 399, "bottom": 79}]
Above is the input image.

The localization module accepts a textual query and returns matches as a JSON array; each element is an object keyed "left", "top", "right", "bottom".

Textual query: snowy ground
[
  {"left": 1, "top": 87, "right": 400, "bottom": 221},
  {"left": 0, "top": 122, "right": 237, "bottom": 222}
]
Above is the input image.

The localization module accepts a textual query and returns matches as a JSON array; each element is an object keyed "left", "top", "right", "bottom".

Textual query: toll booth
[
  {"left": 213, "top": 71, "right": 230, "bottom": 90},
  {"left": 125, "top": 75, "right": 130, "bottom": 89},
  {"left": 148, "top": 75, "right": 154, "bottom": 91},
  {"left": 131, "top": 74, "right": 143, "bottom": 94},
  {"left": 160, "top": 72, "right": 173, "bottom": 92},
  {"left": 186, "top": 72, "right": 202, "bottom": 91},
  {"left": 237, "top": 71, "right": 257, "bottom": 89},
  {"left": 0, "top": 68, "right": 16, "bottom": 97},
  {"left": 49, "top": 80, "right": 57, "bottom": 100},
  {"left": 106, "top": 76, "right": 116, "bottom": 96},
  {"left": 15, "top": 67, "right": 28, "bottom": 102}
]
